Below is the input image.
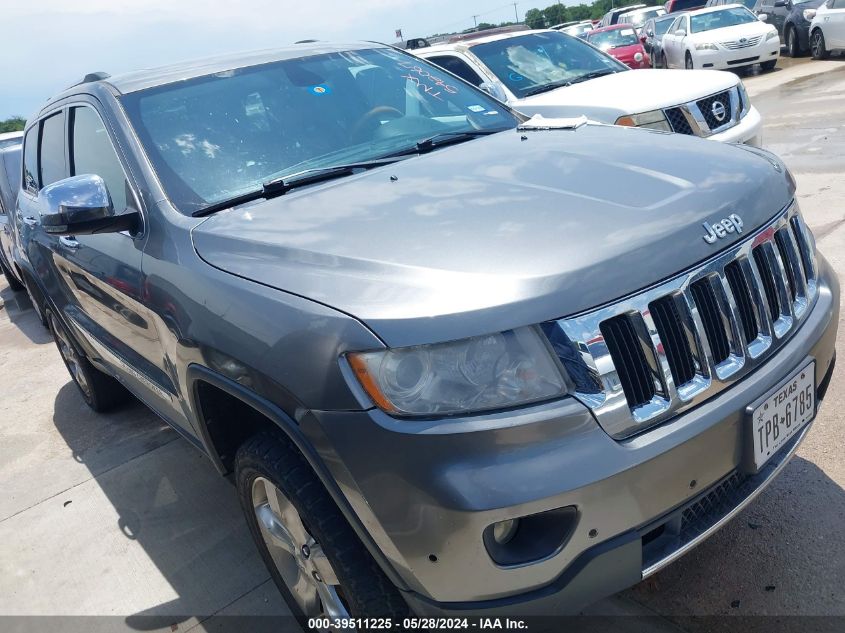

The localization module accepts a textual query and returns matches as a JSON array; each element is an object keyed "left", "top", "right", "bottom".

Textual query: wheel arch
[{"left": 186, "top": 363, "right": 410, "bottom": 592}]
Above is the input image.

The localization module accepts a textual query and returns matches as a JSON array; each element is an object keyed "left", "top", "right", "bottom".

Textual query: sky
[{"left": 0, "top": 0, "right": 530, "bottom": 119}]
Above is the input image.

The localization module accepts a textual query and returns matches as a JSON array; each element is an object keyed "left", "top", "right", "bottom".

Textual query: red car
[{"left": 586, "top": 24, "right": 651, "bottom": 69}]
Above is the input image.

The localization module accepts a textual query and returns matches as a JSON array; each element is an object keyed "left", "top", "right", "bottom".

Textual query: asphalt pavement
[{"left": 1, "top": 57, "right": 844, "bottom": 633}]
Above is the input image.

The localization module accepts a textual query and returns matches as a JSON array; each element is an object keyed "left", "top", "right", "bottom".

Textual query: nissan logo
[{"left": 711, "top": 100, "right": 727, "bottom": 123}]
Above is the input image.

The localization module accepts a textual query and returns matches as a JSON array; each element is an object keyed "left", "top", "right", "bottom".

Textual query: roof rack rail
[{"left": 66, "top": 71, "right": 111, "bottom": 90}]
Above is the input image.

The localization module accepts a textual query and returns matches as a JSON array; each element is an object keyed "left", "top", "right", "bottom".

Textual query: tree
[
  {"left": 524, "top": 8, "right": 546, "bottom": 29},
  {"left": 544, "top": 4, "right": 567, "bottom": 25},
  {"left": 569, "top": 4, "right": 593, "bottom": 20},
  {"left": 0, "top": 117, "right": 25, "bottom": 133}
]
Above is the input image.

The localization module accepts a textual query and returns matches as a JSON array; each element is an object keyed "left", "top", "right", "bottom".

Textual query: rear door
[{"left": 0, "top": 148, "right": 21, "bottom": 272}]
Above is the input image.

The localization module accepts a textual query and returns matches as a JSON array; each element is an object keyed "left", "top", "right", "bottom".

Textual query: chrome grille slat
[
  {"left": 779, "top": 227, "right": 809, "bottom": 317},
  {"left": 721, "top": 35, "right": 763, "bottom": 49},
  {"left": 737, "top": 255, "right": 773, "bottom": 359},
  {"left": 765, "top": 239, "right": 796, "bottom": 329},
  {"left": 549, "top": 203, "right": 818, "bottom": 440},
  {"left": 662, "top": 86, "right": 740, "bottom": 137}
]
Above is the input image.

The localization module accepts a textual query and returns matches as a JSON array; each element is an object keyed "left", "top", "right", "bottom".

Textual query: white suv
[{"left": 415, "top": 29, "right": 762, "bottom": 145}]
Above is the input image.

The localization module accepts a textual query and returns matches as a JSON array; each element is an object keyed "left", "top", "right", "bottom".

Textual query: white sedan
[
  {"left": 662, "top": 5, "right": 780, "bottom": 71},
  {"left": 810, "top": 0, "right": 845, "bottom": 59}
]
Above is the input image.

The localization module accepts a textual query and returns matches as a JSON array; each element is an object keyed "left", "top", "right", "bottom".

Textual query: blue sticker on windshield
[
  {"left": 509, "top": 72, "right": 524, "bottom": 82},
  {"left": 310, "top": 85, "right": 331, "bottom": 95}
]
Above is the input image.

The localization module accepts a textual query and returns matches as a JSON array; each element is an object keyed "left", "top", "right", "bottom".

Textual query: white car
[
  {"left": 415, "top": 29, "right": 762, "bottom": 145},
  {"left": 809, "top": 0, "right": 845, "bottom": 59},
  {"left": 0, "top": 131, "right": 23, "bottom": 151},
  {"left": 662, "top": 4, "right": 780, "bottom": 70},
  {"left": 618, "top": 5, "right": 668, "bottom": 29}
]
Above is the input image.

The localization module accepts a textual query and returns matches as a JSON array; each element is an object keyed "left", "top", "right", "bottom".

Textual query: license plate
[{"left": 750, "top": 360, "right": 815, "bottom": 470}]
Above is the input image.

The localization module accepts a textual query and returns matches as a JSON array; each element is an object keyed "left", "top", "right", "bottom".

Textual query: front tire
[
  {"left": 786, "top": 26, "right": 801, "bottom": 57},
  {"left": 48, "top": 310, "right": 130, "bottom": 412},
  {"left": 685, "top": 52, "right": 694, "bottom": 69},
  {"left": 811, "top": 29, "right": 830, "bottom": 59},
  {"left": 235, "top": 432, "right": 409, "bottom": 620},
  {"left": 761, "top": 59, "right": 778, "bottom": 71}
]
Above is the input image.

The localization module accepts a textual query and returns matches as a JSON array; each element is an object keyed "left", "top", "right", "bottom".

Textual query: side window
[
  {"left": 427, "top": 55, "right": 484, "bottom": 86},
  {"left": 23, "top": 126, "right": 39, "bottom": 193},
  {"left": 70, "top": 107, "right": 129, "bottom": 212},
  {"left": 39, "top": 111, "right": 67, "bottom": 188}
]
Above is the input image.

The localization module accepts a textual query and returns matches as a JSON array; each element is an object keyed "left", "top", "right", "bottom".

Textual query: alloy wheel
[
  {"left": 51, "top": 315, "right": 91, "bottom": 399},
  {"left": 251, "top": 476, "right": 350, "bottom": 617},
  {"left": 812, "top": 32, "right": 823, "bottom": 58}
]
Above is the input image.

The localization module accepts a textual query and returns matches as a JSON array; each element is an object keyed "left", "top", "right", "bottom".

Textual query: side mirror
[
  {"left": 478, "top": 81, "right": 508, "bottom": 103},
  {"left": 758, "top": 12, "right": 769, "bottom": 20},
  {"left": 675, "top": 28, "right": 687, "bottom": 36},
  {"left": 38, "top": 174, "right": 138, "bottom": 236}
]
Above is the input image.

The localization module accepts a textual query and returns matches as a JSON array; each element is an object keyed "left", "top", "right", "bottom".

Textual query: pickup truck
[{"left": 15, "top": 41, "right": 838, "bottom": 618}]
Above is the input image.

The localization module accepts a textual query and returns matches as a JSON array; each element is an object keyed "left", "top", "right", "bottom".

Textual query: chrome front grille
[
  {"left": 663, "top": 86, "right": 741, "bottom": 137},
  {"left": 545, "top": 204, "right": 818, "bottom": 439},
  {"left": 722, "top": 35, "right": 763, "bottom": 49}
]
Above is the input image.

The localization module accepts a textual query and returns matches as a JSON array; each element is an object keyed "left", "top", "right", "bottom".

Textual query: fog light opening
[
  {"left": 483, "top": 506, "right": 579, "bottom": 567},
  {"left": 491, "top": 519, "right": 519, "bottom": 545}
]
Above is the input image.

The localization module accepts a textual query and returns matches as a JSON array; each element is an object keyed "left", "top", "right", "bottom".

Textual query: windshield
[
  {"left": 120, "top": 47, "right": 517, "bottom": 214},
  {"left": 470, "top": 32, "right": 626, "bottom": 98},
  {"left": 691, "top": 7, "right": 757, "bottom": 32},
  {"left": 621, "top": 8, "right": 666, "bottom": 27},
  {"left": 587, "top": 27, "right": 640, "bottom": 49}
]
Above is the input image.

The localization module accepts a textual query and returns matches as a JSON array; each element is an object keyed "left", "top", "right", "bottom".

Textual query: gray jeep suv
[{"left": 15, "top": 42, "right": 838, "bottom": 619}]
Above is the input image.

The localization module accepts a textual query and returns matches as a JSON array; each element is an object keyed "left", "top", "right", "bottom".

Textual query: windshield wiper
[
  {"left": 522, "top": 79, "right": 574, "bottom": 98},
  {"left": 381, "top": 128, "right": 506, "bottom": 158},
  {"left": 522, "top": 70, "right": 618, "bottom": 97},
  {"left": 564, "top": 69, "right": 618, "bottom": 86},
  {"left": 191, "top": 157, "right": 404, "bottom": 217}
]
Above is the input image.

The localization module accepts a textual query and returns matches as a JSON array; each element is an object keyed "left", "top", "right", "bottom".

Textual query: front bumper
[
  {"left": 710, "top": 104, "right": 762, "bottom": 146},
  {"left": 695, "top": 39, "right": 781, "bottom": 70},
  {"left": 305, "top": 256, "right": 838, "bottom": 614}
]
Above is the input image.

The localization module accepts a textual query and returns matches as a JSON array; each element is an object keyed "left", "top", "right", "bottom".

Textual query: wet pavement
[{"left": 620, "top": 59, "right": 845, "bottom": 629}]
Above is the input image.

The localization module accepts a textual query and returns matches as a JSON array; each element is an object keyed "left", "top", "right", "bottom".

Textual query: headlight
[
  {"left": 615, "top": 109, "right": 672, "bottom": 132},
  {"left": 737, "top": 79, "right": 750, "bottom": 117},
  {"left": 347, "top": 326, "right": 568, "bottom": 416},
  {"left": 803, "top": 8, "right": 817, "bottom": 20},
  {"left": 695, "top": 42, "right": 718, "bottom": 50},
  {"left": 766, "top": 30, "right": 780, "bottom": 40}
]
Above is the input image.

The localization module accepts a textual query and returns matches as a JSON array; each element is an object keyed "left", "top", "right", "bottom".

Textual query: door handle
[
  {"left": 59, "top": 236, "right": 80, "bottom": 249},
  {"left": 23, "top": 216, "right": 38, "bottom": 227}
]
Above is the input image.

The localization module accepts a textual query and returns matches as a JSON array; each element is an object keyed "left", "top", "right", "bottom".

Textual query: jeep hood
[
  {"left": 515, "top": 69, "right": 738, "bottom": 119},
  {"left": 192, "top": 125, "right": 794, "bottom": 347}
]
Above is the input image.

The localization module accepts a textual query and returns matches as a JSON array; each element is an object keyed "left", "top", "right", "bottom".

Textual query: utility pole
[
  {"left": 473, "top": 14, "right": 479, "bottom": 27},
  {"left": 513, "top": 2, "right": 519, "bottom": 22}
]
